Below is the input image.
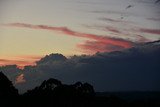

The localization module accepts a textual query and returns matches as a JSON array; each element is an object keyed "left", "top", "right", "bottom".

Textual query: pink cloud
[
  {"left": 136, "top": 35, "right": 150, "bottom": 42},
  {"left": 2, "top": 23, "right": 134, "bottom": 54},
  {"left": 139, "top": 28, "right": 160, "bottom": 35},
  {"left": 0, "top": 58, "right": 37, "bottom": 69},
  {"left": 14, "top": 55, "right": 42, "bottom": 60},
  {"left": 77, "top": 40, "right": 126, "bottom": 54},
  {"left": 15, "top": 74, "right": 26, "bottom": 84}
]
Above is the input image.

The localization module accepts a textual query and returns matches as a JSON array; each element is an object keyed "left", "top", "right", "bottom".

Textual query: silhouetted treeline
[
  {"left": 0, "top": 72, "right": 160, "bottom": 107},
  {"left": 0, "top": 72, "right": 18, "bottom": 96}
]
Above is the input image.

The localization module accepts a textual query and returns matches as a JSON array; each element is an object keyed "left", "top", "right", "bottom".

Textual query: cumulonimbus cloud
[{"left": 2, "top": 23, "right": 134, "bottom": 54}]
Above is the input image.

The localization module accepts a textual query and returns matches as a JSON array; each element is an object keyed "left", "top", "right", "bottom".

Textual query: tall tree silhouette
[
  {"left": 39, "top": 78, "right": 62, "bottom": 90},
  {"left": 24, "top": 78, "right": 95, "bottom": 98},
  {"left": 24, "top": 78, "right": 62, "bottom": 96},
  {"left": 0, "top": 72, "right": 18, "bottom": 96}
]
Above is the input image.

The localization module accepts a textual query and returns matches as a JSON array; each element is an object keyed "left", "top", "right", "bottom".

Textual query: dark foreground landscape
[{"left": 1, "top": 72, "right": 160, "bottom": 107}]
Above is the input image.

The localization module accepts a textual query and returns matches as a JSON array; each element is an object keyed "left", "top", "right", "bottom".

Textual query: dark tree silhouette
[
  {"left": 39, "top": 78, "right": 62, "bottom": 90},
  {"left": 0, "top": 72, "right": 159, "bottom": 107},
  {"left": 81, "top": 83, "right": 95, "bottom": 95},
  {"left": 24, "top": 78, "right": 62, "bottom": 96},
  {"left": 25, "top": 78, "right": 95, "bottom": 98},
  {"left": 23, "top": 78, "right": 96, "bottom": 107},
  {"left": 0, "top": 72, "right": 18, "bottom": 96}
]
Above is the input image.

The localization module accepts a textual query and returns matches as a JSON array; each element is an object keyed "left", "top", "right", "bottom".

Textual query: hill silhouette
[
  {"left": 0, "top": 72, "right": 18, "bottom": 96},
  {"left": 24, "top": 79, "right": 94, "bottom": 97},
  {"left": 0, "top": 72, "right": 160, "bottom": 107}
]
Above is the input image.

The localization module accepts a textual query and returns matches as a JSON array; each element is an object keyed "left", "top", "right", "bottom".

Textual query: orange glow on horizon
[{"left": 0, "top": 55, "right": 42, "bottom": 69}]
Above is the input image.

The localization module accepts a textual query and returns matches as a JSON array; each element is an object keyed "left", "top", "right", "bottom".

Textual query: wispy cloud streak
[
  {"left": 98, "top": 18, "right": 123, "bottom": 23},
  {"left": 0, "top": 58, "right": 37, "bottom": 69},
  {"left": 2, "top": 23, "right": 134, "bottom": 54},
  {"left": 139, "top": 28, "right": 160, "bottom": 35},
  {"left": 146, "top": 18, "right": 160, "bottom": 21},
  {"left": 77, "top": 40, "right": 125, "bottom": 53}
]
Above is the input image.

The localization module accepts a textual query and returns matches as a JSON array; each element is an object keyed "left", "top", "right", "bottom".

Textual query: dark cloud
[
  {"left": 1, "top": 40, "right": 160, "bottom": 93},
  {"left": 0, "top": 65, "right": 22, "bottom": 85},
  {"left": 98, "top": 17, "right": 123, "bottom": 23},
  {"left": 36, "top": 53, "right": 67, "bottom": 65},
  {"left": 146, "top": 18, "right": 160, "bottom": 21},
  {"left": 155, "top": 0, "right": 160, "bottom": 4},
  {"left": 98, "top": 17, "right": 137, "bottom": 25},
  {"left": 125, "top": 5, "right": 134, "bottom": 9},
  {"left": 105, "top": 26, "right": 122, "bottom": 34}
]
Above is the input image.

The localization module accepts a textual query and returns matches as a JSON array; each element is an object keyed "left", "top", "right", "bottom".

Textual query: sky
[{"left": 0, "top": 0, "right": 160, "bottom": 68}]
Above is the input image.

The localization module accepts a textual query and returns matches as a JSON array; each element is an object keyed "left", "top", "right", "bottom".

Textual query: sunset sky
[{"left": 0, "top": 0, "right": 160, "bottom": 68}]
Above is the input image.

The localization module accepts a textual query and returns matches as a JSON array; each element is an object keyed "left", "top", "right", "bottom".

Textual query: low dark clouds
[
  {"left": 1, "top": 40, "right": 160, "bottom": 93},
  {"left": 146, "top": 18, "right": 160, "bottom": 21},
  {"left": 155, "top": 0, "right": 160, "bottom": 4},
  {"left": 0, "top": 65, "right": 22, "bottom": 84}
]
